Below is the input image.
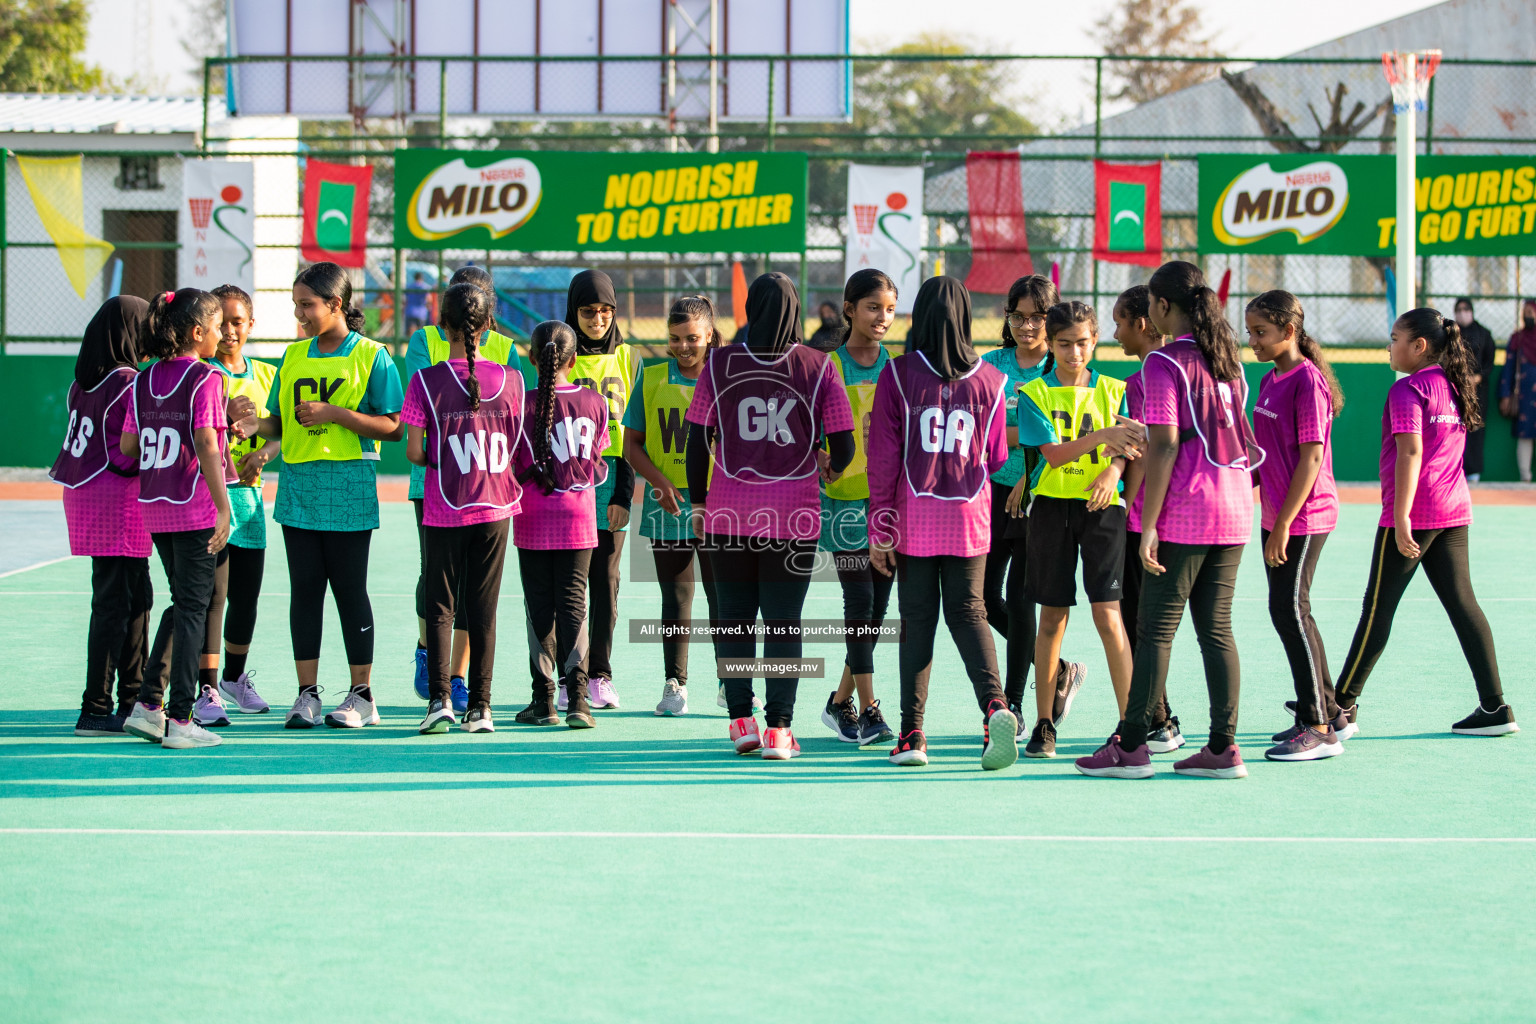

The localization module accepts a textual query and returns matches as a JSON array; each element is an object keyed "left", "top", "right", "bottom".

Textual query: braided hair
[
  {"left": 294, "top": 262, "right": 366, "bottom": 333},
  {"left": 1148, "top": 261, "right": 1242, "bottom": 382},
  {"left": 522, "top": 320, "right": 579, "bottom": 495},
  {"left": 439, "top": 282, "right": 495, "bottom": 411},
  {"left": 1247, "top": 290, "right": 1344, "bottom": 416},
  {"left": 840, "top": 268, "right": 898, "bottom": 343},
  {"left": 667, "top": 294, "right": 724, "bottom": 348},
  {"left": 144, "top": 288, "right": 220, "bottom": 361},
  {"left": 1397, "top": 307, "right": 1483, "bottom": 431}
]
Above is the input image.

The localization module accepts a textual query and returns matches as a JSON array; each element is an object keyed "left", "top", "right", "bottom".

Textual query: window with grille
[{"left": 115, "top": 156, "right": 162, "bottom": 191}]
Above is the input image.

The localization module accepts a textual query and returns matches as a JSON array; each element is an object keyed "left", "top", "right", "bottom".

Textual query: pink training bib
[
  {"left": 1145, "top": 338, "right": 1264, "bottom": 471},
  {"left": 888, "top": 352, "right": 1005, "bottom": 501},
  {"left": 134, "top": 360, "right": 223, "bottom": 506},
  {"left": 421, "top": 360, "right": 524, "bottom": 516},
  {"left": 51, "top": 367, "right": 137, "bottom": 488},
  {"left": 705, "top": 344, "right": 827, "bottom": 483}
]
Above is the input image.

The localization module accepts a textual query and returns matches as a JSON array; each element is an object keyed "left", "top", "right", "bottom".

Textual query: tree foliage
[
  {"left": 1093, "top": 0, "right": 1219, "bottom": 104},
  {"left": 0, "top": 0, "right": 104, "bottom": 93}
]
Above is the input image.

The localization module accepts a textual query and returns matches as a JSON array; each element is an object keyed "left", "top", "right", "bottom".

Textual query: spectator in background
[
  {"left": 405, "top": 272, "right": 430, "bottom": 333},
  {"left": 808, "top": 300, "right": 844, "bottom": 352},
  {"left": 1455, "top": 297, "right": 1496, "bottom": 481},
  {"left": 1498, "top": 298, "right": 1536, "bottom": 482}
]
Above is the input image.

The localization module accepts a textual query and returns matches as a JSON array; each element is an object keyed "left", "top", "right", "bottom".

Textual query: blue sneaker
[
  {"left": 412, "top": 647, "right": 430, "bottom": 701},
  {"left": 450, "top": 677, "right": 469, "bottom": 715}
]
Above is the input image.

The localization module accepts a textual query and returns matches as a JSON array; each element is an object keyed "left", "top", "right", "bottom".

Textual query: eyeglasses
[
  {"left": 1007, "top": 312, "right": 1047, "bottom": 329},
  {"left": 578, "top": 305, "right": 615, "bottom": 319}
]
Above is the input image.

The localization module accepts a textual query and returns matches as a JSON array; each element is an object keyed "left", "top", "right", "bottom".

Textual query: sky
[{"left": 86, "top": 0, "right": 1445, "bottom": 120}]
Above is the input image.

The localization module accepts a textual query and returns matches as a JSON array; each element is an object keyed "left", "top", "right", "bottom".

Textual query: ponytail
[
  {"left": 522, "top": 320, "right": 578, "bottom": 495},
  {"left": 440, "top": 282, "right": 494, "bottom": 411},
  {"left": 144, "top": 287, "right": 220, "bottom": 361},
  {"left": 667, "top": 294, "right": 724, "bottom": 348},
  {"left": 294, "top": 261, "right": 366, "bottom": 335},
  {"left": 1114, "top": 284, "right": 1160, "bottom": 338},
  {"left": 1149, "top": 260, "right": 1242, "bottom": 382},
  {"left": 1247, "top": 289, "right": 1344, "bottom": 416},
  {"left": 1397, "top": 307, "right": 1483, "bottom": 431}
]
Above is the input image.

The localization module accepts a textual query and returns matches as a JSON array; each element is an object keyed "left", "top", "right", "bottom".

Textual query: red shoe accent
[
  {"left": 729, "top": 716, "right": 761, "bottom": 754},
  {"left": 761, "top": 727, "right": 801, "bottom": 760}
]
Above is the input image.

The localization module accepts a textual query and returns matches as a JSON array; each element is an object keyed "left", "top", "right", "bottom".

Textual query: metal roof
[{"left": 0, "top": 94, "right": 202, "bottom": 135}]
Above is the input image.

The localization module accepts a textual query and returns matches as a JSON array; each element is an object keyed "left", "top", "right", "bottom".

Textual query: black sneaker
[
  {"left": 1147, "top": 715, "right": 1185, "bottom": 753},
  {"left": 1285, "top": 700, "right": 1359, "bottom": 740},
  {"left": 981, "top": 699, "right": 1019, "bottom": 770},
  {"left": 1024, "top": 718, "right": 1056, "bottom": 759},
  {"left": 1451, "top": 703, "right": 1519, "bottom": 736},
  {"left": 462, "top": 705, "right": 495, "bottom": 734},
  {"left": 889, "top": 729, "right": 928, "bottom": 766},
  {"left": 565, "top": 688, "right": 596, "bottom": 730},
  {"left": 1009, "top": 702, "right": 1027, "bottom": 739},
  {"left": 418, "top": 698, "right": 456, "bottom": 735},
  {"left": 820, "top": 691, "right": 860, "bottom": 743},
  {"left": 857, "top": 700, "right": 895, "bottom": 746},
  {"left": 514, "top": 695, "right": 560, "bottom": 726},
  {"left": 74, "top": 710, "right": 125, "bottom": 737},
  {"left": 1051, "top": 660, "right": 1087, "bottom": 726}
]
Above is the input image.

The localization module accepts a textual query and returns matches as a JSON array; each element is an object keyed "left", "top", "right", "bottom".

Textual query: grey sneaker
[
  {"left": 1147, "top": 715, "right": 1186, "bottom": 754},
  {"left": 655, "top": 678, "right": 689, "bottom": 716},
  {"left": 1284, "top": 700, "right": 1359, "bottom": 741},
  {"left": 1265, "top": 725, "right": 1343, "bottom": 761},
  {"left": 325, "top": 689, "right": 380, "bottom": 729},
  {"left": 717, "top": 683, "right": 764, "bottom": 710},
  {"left": 192, "top": 685, "right": 230, "bottom": 728},
  {"left": 162, "top": 717, "right": 222, "bottom": 749},
  {"left": 123, "top": 702, "right": 166, "bottom": 742},
  {"left": 1051, "top": 660, "right": 1087, "bottom": 726},
  {"left": 218, "top": 671, "right": 270, "bottom": 714},
  {"left": 419, "top": 698, "right": 456, "bottom": 735},
  {"left": 285, "top": 688, "right": 325, "bottom": 730},
  {"left": 462, "top": 706, "right": 495, "bottom": 733}
]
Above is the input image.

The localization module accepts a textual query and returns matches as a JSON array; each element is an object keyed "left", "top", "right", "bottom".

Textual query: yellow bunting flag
[{"left": 16, "top": 154, "right": 114, "bottom": 299}]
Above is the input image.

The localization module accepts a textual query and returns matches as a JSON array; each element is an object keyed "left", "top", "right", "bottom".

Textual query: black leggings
[
  {"left": 282, "top": 526, "right": 374, "bottom": 665},
  {"left": 1336, "top": 525, "right": 1503, "bottom": 708},
  {"left": 835, "top": 548, "right": 894, "bottom": 676},
  {"left": 895, "top": 552, "right": 1005, "bottom": 735},
  {"left": 587, "top": 528, "right": 624, "bottom": 681},
  {"left": 141, "top": 529, "right": 219, "bottom": 719},
  {"left": 223, "top": 543, "right": 265, "bottom": 648},
  {"left": 414, "top": 499, "right": 467, "bottom": 631},
  {"left": 424, "top": 519, "right": 510, "bottom": 707},
  {"left": 1262, "top": 529, "right": 1338, "bottom": 726},
  {"left": 1120, "top": 542, "right": 1243, "bottom": 752},
  {"left": 709, "top": 535, "right": 815, "bottom": 728},
  {"left": 83, "top": 555, "right": 152, "bottom": 715},
  {"left": 651, "top": 538, "right": 719, "bottom": 685},
  {"left": 520, "top": 547, "right": 593, "bottom": 700},
  {"left": 1124, "top": 530, "right": 1174, "bottom": 729},
  {"left": 983, "top": 480, "right": 1033, "bottom": 704}
]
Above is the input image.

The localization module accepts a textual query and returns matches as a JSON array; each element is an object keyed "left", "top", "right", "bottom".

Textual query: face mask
[{"left": 1455, "top": 310, "right": 1473, "bottom": 328}]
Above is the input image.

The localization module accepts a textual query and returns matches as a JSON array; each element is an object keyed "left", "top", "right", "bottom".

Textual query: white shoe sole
[
  {"left": 1265, "top": 742, "right": 1343, "bottom": 761},
  {"left": 1023, "top": 746, "right": 1055, "bottom": 759},
  {"left": 889, "top": 750, "right": 928, "bottom": 766},
  {"left": 194, "top": 712, "right": 230, "bottom": 728},
  {"left": 419, "top": 714, "right": 455, "bottom": 735},
  {"left": 217, "top": 683, "right": 269, "bottom": 714},
  {"left": 325, "top": 711, "right": 381, "bottom": 728},
  {"left": 1075, "top": 763, "right": 1155, "bottom": 779},
  {"left": 654, "top": 706, "right": 688, "bottom": 716},
  {"left": 1052, "top": 664, "right": 1086, "bottom": 726},
  {"left": 1147, "top": 735, "right": 1186, "bottom": 754},
  {"left": 820, "top": 708, "right": 860, "bottom": 743},
  {"left": 1174, "top": 765, "right": 1249, "bottom": 779},
  {"left": 161, "top": 734, "right": 221, "bottom": 749},
  {"left": 762, "top": 745, "right": 799, "bottom": 760},
  {"left": 463, "top": 719, "right": 495, "bottom": 733},
  {"left": 981, "top": 709, "right": 1019, "bottom": 770},
  {"left": 1452, "top": 722, "right": 1520, "bottom": 736},
  {"left": 123, "top": 720, "right": 163, "bottom": 742},
  {"left": 732, "top": 734, "right": 761, "bottom": 755}
]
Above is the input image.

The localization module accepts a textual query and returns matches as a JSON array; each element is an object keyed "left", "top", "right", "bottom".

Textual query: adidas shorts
[{"left": 1024, "top": 495, "right": 1126, "bottom": 606}]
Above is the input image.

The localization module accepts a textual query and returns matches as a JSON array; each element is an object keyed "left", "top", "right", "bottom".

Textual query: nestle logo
[{"left": 1285, "top": 172, "right": 1330, "bottom": 187}]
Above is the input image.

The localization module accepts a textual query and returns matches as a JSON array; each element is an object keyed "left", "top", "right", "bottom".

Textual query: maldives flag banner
[
  {"left": 302, "top": 160, "right": 372, "bottom": 267},
  {"left": 1093, "top": 160, "right": 1162, "bottom": 266},
  {"left": 964, "top": 152, "right": 1032, "bottom": 294}
]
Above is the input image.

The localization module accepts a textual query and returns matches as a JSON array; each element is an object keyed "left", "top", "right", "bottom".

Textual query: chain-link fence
[{"left": 4, "top": 53, "right": 1535, "bottom": 354}]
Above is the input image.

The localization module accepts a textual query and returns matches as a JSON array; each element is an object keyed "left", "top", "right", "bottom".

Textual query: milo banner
[
  {"left": 1199, "top": 154, "right": 1536, "bottom": 256},
  {"left": 394, "top": 149, "right": 807, "bottom": 253}
]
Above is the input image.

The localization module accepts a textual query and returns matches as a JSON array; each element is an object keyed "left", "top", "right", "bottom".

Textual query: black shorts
[{"left": 1025, "top": 495, "right": 1127, "bottom": 606}]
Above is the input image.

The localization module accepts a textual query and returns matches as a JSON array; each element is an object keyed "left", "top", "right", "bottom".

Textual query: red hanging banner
[
  {"left": 1093, "top": 160, "right": 1162, "bottom": 267},
  {"left": 963, "top": 152, "right": 1032, "bottom": 294},
  {"left": 301, "top": 160, "right": 372, "bottom": 267}
]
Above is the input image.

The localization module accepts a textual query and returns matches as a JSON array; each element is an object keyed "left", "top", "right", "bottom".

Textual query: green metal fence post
[
  {"left": 1, "top": 147, "right": 7, "bottom": 356},
  {"left": 1092, "top": 58, "right": 1103, "bottom": 310}
]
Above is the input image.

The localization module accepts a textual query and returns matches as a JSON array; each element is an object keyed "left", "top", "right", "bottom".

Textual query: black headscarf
[
  {"left": 563, "top": 269, "right": 624, "bottom": 355},
  {"left": 906, "top": 276, "right": 977, "bottom": 381},
  {"left": 744, "top": 272, "right": 802, "bottom": 356},
  {"left": 75, "top": 295, "right": 149, "bottom": 389}
]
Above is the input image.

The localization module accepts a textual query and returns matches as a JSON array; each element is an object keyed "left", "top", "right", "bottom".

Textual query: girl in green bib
[
  {"left": 253, "top": 262, "right": 404, "bottom": 731},
  {"left": 817, "top": 269, "right": 897, "bottom": 747}
]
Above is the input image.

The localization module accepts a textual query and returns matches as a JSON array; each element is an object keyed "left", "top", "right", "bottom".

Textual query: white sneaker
[
  {"left": 218, "top": 671, "right": 270, "bottom": 714},
  {"left": 462, "top": 706, "right": 495, "bottom": 733},
  {"left": 717, "top": 683, "right": 764, "bottom": 710},
  {"left": 655, "top": 678, "right": 688, "bottom": 716},
  {"left": 325, "top": 689, "right": 380, "bottom": 729},
  {"left": 162, "top": 717, "right": 222, "bottom": 749},
  {"left": 123, "top": 702, "right": 166, "bottom": 742},
  {"left": 285, "top": 688, "right": 325, "bottom": 730},
  {"left": 192, "top": 685, "right": 230, "bottom": 728},
  {"left": 590, "top": 677, "right": 620, "bottom": 709},
  {"left": 419, "top": 699, "right": 456, "bottom": 734}
]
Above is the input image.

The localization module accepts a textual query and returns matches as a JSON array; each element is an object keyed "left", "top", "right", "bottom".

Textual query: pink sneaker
[
  {"left": 1173, "top": 744, "right": 1248, "bottom": 779},
  {"left": 761, "top": 727, "right": 800, "bottom": 761},
  {"left": 589, "top": 677, "right": 620, "bottom": 709},
  {"left": 1074, "top": 735, "right": 1154, "bottom": 779},
  {"left": 729, "top": 716, "right": 762, "bottom": 755}
]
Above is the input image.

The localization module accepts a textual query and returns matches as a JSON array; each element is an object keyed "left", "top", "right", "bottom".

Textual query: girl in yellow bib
[
  {"left": 817, "top": 269, "right": 897, "bottom": 747},
  {"left": 622, "top": 295, "right": 729, "bottom": 716},
  {"left": 252, "top": 263, "right": 404, "bottom": 730}
]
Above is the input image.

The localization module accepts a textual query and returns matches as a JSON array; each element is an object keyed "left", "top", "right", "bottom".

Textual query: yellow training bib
[
  {"left": 824, "top": 349, "right": 884, "bottom": 500},
  {"left": 1019, "top": 372, "right": 1126, "bottom": 504},
  {"left": 215, "top": 357, "right": 276, "bottom": 486},
  {"left": 278, "top": 335, "right": 383, "bottom": 464},
  {"left": 572, "top": 345, "right": 637, "bottom": 458},
  {"left": 424, "top": 325, "right": 515, "bottom": 367}
]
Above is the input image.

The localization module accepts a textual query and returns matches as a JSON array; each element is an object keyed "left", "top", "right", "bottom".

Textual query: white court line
[
  {"left": 0, "top": 556, "right": 75, "bottom": 579},
  {"left": 0, "top": 828, "right": 1531, "bottom": 843}
]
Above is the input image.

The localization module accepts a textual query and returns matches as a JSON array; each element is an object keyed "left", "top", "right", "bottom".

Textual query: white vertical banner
[
  {"left": 844, "top": 164, "right": 925, "bottom": 314},
  {"left": 179, "top": 159, "right": 256, "bottom": 294}
]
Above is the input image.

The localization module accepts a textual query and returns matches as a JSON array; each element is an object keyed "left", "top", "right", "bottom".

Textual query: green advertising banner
[
  {"left": 394, "top": 149, "right": 807, "bottom": 253},
  {"left": 1199, "top": 153, "right": 1536, "bottom": 256}
]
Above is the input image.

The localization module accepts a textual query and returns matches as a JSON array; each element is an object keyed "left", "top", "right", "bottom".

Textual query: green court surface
[{"left": 0, "top": 501, "right": 1531, "bottom": 1023}]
